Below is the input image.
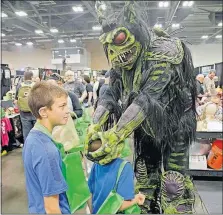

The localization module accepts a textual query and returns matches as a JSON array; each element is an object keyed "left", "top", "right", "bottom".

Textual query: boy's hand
[{"left": 135, "top": 193, "right": 145, "bottom": 205}]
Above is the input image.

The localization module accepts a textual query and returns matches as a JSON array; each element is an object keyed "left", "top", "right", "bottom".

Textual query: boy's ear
[{"left": 38, "top": 107, "right": 48, "bottom": 118}]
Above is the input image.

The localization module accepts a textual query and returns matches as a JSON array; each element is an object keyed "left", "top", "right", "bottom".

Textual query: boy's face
[{"left": 46, "top": 96, "right": 69, "bottom": 126}]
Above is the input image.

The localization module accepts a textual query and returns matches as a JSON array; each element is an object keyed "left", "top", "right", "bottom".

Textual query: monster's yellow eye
[{"left": 114, "top": 31, "right": 126, "bottom": 45}]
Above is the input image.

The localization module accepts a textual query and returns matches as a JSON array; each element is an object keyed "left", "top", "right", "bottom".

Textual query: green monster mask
[
  {"left": 95, "top": 1, "right": 149, "bottom": 71},
  {"left": 99, "top": 27, "right": 142, "bottom": 70}
]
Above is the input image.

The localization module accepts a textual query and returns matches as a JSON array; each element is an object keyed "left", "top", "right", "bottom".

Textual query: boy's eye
[{"left": 114, "top": 31, "right": 126, "bottom": 45}]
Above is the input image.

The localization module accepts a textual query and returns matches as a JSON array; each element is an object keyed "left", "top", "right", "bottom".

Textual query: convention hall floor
[{"left": 1, "top": 148, "right": 222, "bottom": 214}]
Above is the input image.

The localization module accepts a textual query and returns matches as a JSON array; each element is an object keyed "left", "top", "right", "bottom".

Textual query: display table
[
  {"left": 196, "top": 131, "right": 222, "bottom": 139},
  {"left": 188, "top": 131, "right": 223, "bottom": 177}
]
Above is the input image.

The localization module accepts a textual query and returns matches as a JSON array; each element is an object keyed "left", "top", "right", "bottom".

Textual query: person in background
[
  {"left": 33, "top": 77, "right": 40, "bottom": 83},
  {"left": 203, "top": 70, "right": 216, "bottom": 96},
  {"left": 99, "top": 70, "right": 110, "bottom": 98},
  {"left": 14, "top": 71, "right": 36, "bottom": 144},
  {"left": 23, "top": 82, "right": 70, "bottom": 214},
  {"left": 82, "top": 75, "right": 93, "bottom": 107},
  {"left": 196, "top": 74, "right": 208, "bottom": 103},
  {"left": 93, "top": 75, "right": 105, "bottom": 106},
  {"left": 47, "top": 79, "right": 83, "bottom": 118},
  {"left": 213, "top": 76, "right": 219, "bottom": 88},
  {"left": 63, "top": 70, "right": 87, "bottom": 103}
]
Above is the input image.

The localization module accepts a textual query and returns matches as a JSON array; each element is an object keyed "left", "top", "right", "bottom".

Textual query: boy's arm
[
  {"left": 119, "top": 193, "right": 145, "bottom": 211},
  {"left": 44, "top": 195, "right": 61, "bottom": 214},
  {"left": 119, "top": 199, "right": 137, "bottom": 211},
  {"left": 31, "top": 141, "right": 68, "bottom": 214}
]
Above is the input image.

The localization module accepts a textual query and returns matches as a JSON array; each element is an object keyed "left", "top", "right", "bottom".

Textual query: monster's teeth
[{"left": 119, "top": 55, "right": 124, "bottom": 63}]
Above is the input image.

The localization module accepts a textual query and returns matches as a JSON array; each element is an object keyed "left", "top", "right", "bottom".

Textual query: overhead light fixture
[
  {"left": 50, "top": 28, "right": 58, "bottom": 33},
  {"left": 72, "top": 6, "right": 83, "bottom": 12},
  {"left": 172, "top": 23, "right": 180, "bottom": 28},
  {"left": 15, "top": 11, "right": 28, "bottom": 17},
  {"left": 1, "top": 12, "right": 8, "bottom": 18},
  {"left": 58, "top": 39, "right": 64, "bottom": 43},
  {"left": 92, "top": 25, "right": 102, "bottom": 31},
  {"left": 154, "top": 23, "right": 162, "bottom": 28},
  {"left": 70, "top": 39, "right": 77, "bottom": 43},
  {"left": 1, "top": 33, "right": 5, "bottom": 37},
  {"left": 183, "top": 1, "right": 194, "bottom": 7},
  {"left": 101, "top": 4, "right": 106, "bottom": 10},
  {"left": 215, "top": 35, "right": 222, "bottom": 39},
  {"left": 159, "top": 1, "right": 169, "bottom": 7},
  {"left": 15, "top": 43, "right": 22, "bottom": 46},
  {"left": 26, "top": 41, "right": 33, "bottom": 45},
  {"left": 163, "top": 1, "right": 169, "bottom": 7},
  {"left": 201, "top": 35, "right": 208, "bottom": 39},
  {"left": 218, "top": 22, "right": 222, "bottom": 27},
  {"left": 188, "top": 1, "right": 194, "bottom": 6},
  {"left": 35, "top": 29, "right": 43, "bottom": 34}
]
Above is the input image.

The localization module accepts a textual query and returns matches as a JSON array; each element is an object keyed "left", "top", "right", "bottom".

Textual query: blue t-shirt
[
  {"left": 22, "top": 129, "right": 71, "bottom": 214},
  {"left": 88, "top": 158, "right": 135, "bottom": 214}
]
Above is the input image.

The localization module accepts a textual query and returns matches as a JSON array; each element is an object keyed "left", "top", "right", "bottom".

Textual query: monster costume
[{"left": 85, "top": 1, "right": 197, "bottom": 214}]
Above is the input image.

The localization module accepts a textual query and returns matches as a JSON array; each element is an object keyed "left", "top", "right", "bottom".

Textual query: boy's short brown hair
[{"left": 28, "top": 81, "right": 68, "bottom": 119}]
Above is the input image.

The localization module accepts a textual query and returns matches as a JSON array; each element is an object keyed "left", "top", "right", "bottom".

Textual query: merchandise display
[{"left": 1, "top": 1, "right": 222, "bottom": 214}]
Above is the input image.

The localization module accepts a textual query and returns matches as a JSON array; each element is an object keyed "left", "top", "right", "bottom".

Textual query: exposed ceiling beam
[
  {"left": 57, "top": 11, "right": 89, "bottom": 28},
  {"left": 27, "top": 1, "right": 43, "bottom": 23},
  {"left": 3, "top": 6, "right": 55, "bottom": 37},
  {"left": 81, "top": 1, "right": 98, "bottom": 20},
  {"left": 205, "top": 28, "right": 222, "bottom": 42},
  {"left": 165, "top": 1, "right": 181, "bottom": 30},
  {"left": 2, "top": 29, "right": 101, "bottom": 39}
]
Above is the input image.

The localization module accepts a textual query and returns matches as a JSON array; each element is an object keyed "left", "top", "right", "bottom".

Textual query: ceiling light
[
  {"left": 218, "top": 22, "right": 222, "bottom": 27},
  {"left": 72, "top": 6, "right": 83, "bottom": 12},
  {"left": 101, "top": 4, "right": 106, "bottom": 10},
  {"left": 58, "top": 39, "right": 64, "bottom": 43},
  {"left": 154, "top": 23, "right": 162, "bottom": 28},
  {"left": 159, "top": 2, "right": 164, "bottom": 7},
  {"left": 70, "top": 39, "right": 77, "bottom": 43},
  {"left": 92, "top": 25, "right": 102, "bottom": 31},
  {"left": 50, "top": 28, "right": 58, "bottom": 33},
  {"left": 215, "top": 35, "right": 222, "bottom": 39},
  {"left": 163, "top": 2, "right": 169, "bottom": 7},
  {"left": 15, "top": 43, "right": 22, "bottom": 46},
  {"left": 201, "top": 35, "right": 208, "bottom": 39},
  {"left": 159, "top": 1, "right": 169, "bottom": 7},
  {"left": 35, "top": 29, "right": 43, "bottom": 34},
  {"left": 183, "top": 1, "right": 188, "bottom": 6},
  {"left": 15, "top": 11, "right": 28, "bottom": 17},
  {"left": 26, "top": 41, "right": 33, "bottom": 45},
  {"left": 183, "top": 1, "right": 193, "bottom": 7},
  {"left": 172, "top": 23, "right": 180, "bottom": 28},
  {"left": 188, "top": 1, "right": 194, "bottom": 6},
  {"left": 1, "top": 12, "right": 8, "bottom": 18},
  {"left": 1, "top": 33, "right": 5, "bottom": 37}
]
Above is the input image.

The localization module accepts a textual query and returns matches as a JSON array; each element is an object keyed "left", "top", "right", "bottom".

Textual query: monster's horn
[
  {"left": 123, "top": 1, "right": 137, "bottom": 24},
  {"left": 95, "top": 1, "right": 117, "bottom": 33}
]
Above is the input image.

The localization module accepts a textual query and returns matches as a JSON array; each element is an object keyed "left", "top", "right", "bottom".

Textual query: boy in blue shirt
[
  {"left": 87, "top": 141, "right": 145, "bottom": 214},
  {"left": 22, "top": 81, "right": 71, "bottom": 214}
]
